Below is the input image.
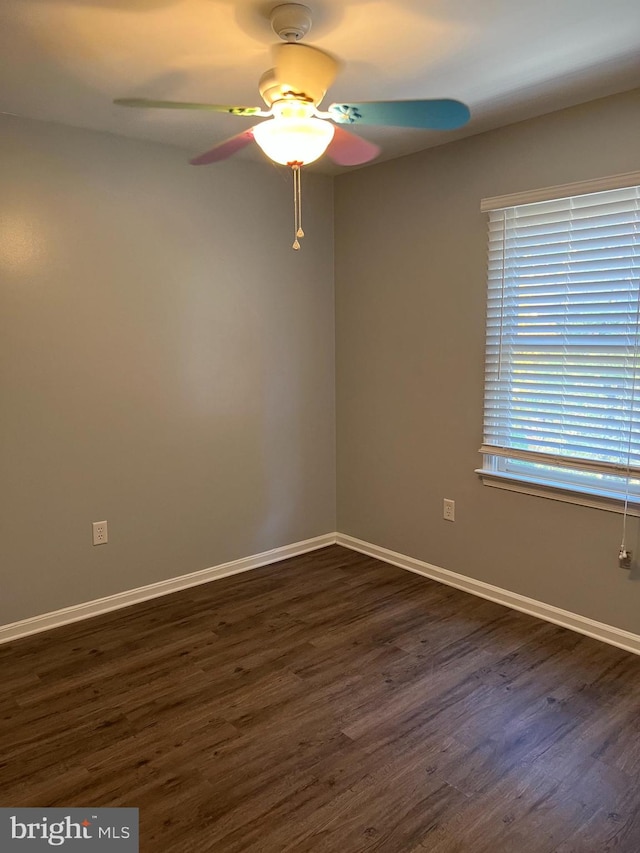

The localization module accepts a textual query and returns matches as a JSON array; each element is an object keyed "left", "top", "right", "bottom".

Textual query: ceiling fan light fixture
[
  {"left": 112, "top": 3, "right": 470, "bottom": 249},
  {"left": 253, "top": 115, "right": 334, "bottom": 166}
]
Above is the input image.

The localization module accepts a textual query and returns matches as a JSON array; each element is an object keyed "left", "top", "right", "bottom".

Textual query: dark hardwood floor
[{"left": 1, "top": 544, "right": 640, "bottom": 851}]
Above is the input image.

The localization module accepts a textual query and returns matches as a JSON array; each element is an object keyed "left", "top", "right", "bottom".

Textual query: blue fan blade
[{"left": 328, "top": 99, "right": 470, "bottom": 130}]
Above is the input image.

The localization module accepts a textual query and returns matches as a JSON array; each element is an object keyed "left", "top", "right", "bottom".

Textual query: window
[{"left": 478, "top": 175, "right": 640, "bottom": 509}]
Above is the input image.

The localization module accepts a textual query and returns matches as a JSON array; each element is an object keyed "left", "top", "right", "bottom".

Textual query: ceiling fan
[{"left": 114, "top": 3, "right": 470, "bottom": 248}]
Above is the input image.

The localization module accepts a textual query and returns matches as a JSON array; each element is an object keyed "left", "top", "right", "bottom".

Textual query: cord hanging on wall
[{"left": 618, "top": 203, "right": 640, "bottom": 570}]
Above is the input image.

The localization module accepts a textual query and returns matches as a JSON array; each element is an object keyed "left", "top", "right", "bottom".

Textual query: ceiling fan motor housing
[
  {"left": 259, "top": 39, "right": 338, "bottom": 108},
  {"left": 259, "top": 69, "right": 288, "bottom": 107},
  {"left": 259, "top": 65, "right": 327, "bottom": 108},
  {"left": 270, "top": 4, "right": 312, "bottom": 42}
]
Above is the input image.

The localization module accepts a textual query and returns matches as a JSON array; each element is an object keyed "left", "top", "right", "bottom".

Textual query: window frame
[{"left": 477, "top": 171, "right": 640, "bottom": 513}]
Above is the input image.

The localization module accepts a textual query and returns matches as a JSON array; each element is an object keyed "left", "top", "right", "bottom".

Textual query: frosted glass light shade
[{"left": 253, "top": 117, "right": 335, "bottom": 166}]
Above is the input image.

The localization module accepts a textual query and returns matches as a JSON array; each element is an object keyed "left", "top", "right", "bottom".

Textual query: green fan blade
[{"left": 114, "top": 98, "right": 266, "bottom": 116}]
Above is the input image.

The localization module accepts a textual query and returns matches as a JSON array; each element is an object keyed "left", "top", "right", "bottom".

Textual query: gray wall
[
  {"left": 335, "top": 88, "right": 640, "bottom": 634},
  {"left": 4, "top": 89, "right": 640, "bottom": 635},
  {"left": 0, "top": 115, "right": 336, "bottom": 625}
]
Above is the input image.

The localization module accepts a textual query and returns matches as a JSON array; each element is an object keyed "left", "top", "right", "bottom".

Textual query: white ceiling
[{"left": 1, "top": 0, "right": 639, "bottom": 173}]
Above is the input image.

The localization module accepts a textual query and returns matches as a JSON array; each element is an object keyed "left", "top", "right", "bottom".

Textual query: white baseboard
[
  {"left": 0, "top": 533, "right": 338, "bottom": 645},
  {"left": 336, "top": 533, "right": 640, "bottom": 656},
  {"left": 4, "top": 531, "right": 639, "bottom": 656}
]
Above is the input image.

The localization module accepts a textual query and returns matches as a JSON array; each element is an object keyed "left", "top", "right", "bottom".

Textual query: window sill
[{"left": 475, "top": 468, "right": 640, "bottom": 516}]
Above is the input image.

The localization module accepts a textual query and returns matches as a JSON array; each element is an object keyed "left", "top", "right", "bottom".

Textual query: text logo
[{"left": 0, "top": 809, "right": 138, "bottom": 851}]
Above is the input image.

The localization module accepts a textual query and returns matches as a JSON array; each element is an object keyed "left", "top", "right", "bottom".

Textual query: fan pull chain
[
  {"left": 296, "top": 166, "right": 304, "bottom": 240},
  {"left": 290, "top": 162, "right": 304, "bottom": 250}
]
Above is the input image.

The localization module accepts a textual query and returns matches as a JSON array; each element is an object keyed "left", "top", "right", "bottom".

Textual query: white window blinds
[{"left": 480, "top": 182, "right": 640, "bottom": 501}]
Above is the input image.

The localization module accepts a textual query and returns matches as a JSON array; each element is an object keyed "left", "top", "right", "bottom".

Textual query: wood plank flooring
[{"left": 1, "top": 544, "right": 640, "bottom": 851}]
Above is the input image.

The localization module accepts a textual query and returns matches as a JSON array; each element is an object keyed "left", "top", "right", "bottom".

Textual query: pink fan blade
[
  {"left": 189, "top": 128, "right": 255, "bottom": 165},
  {"left": 326, "top": 126, "right": 380, "bottom": 166}
]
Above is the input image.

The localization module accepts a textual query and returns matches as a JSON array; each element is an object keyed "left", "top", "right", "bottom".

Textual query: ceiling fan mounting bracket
[{"left": 270, "top": 4, "right": 313, "bottom": 42}]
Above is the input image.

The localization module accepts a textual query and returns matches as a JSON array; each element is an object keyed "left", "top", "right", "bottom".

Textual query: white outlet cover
[{"left": 92, "top": 520, "right": 108, "bottom": 545}]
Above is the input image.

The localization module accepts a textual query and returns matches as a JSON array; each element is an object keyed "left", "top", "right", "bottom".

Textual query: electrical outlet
[
  {"left": 92, "top": 521, "right": 108, "bottom": 546},
  {"left": 443, "top": 499, "right": 455, "bottom": 522}
]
